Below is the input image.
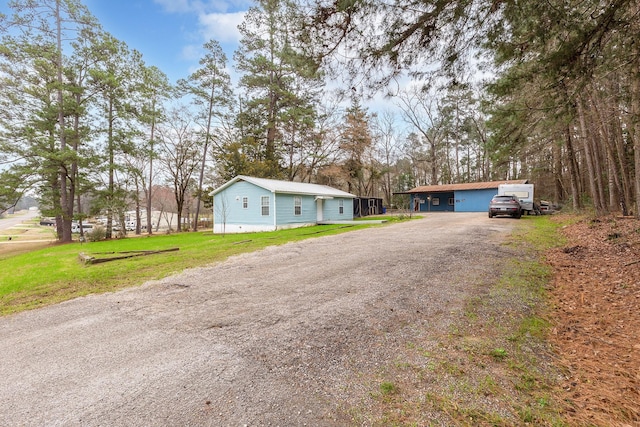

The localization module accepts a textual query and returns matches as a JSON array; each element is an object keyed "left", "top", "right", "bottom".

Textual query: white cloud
[
  {"left": 199, "top": 11, "right": 245, "bottom": 44},
  {"left": 152, "top": 0, "right": 246, "bottom": 49}
]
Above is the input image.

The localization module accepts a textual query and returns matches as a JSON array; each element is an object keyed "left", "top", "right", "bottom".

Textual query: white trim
[
  {"left": 214, "top": 223, "right": 275, "bottom": 233},
  {"left": 316, "top": 199, "right": 323, "bottom": 222},
  {"left": 213, "top": 222, "right": 316, "bottom": 234},
  {"left": 272, "top": 192, "right": 277, "bottom": 228},
  {"left": 211, "top": 175, "right": 356, "bottom": 199}
]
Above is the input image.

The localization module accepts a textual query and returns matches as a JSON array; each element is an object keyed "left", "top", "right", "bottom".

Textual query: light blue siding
[
  {"left": 275, "top": 194, "right": 316, "bottom": 225},
  {"left": 454, "top": 189, "right": 497, "bottom": 212},
  {"left": 212, "top": 177, "right": 356, "bottom": 233},
  {"left": 323, "top": 198, "right": 354, "bottom": 221},
  {"left": 213, "top": 181, "right": 273, "bottom": 228}
]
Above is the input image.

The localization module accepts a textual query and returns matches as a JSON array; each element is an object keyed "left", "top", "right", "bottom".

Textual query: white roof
[{"left": 211, "top": 175, "right": 356, "bottom": 198}]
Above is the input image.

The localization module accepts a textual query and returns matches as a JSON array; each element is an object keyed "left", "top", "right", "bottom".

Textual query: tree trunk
[
  {"left": 175, "top": 186, "right": 183, "bottom": 233},
  {"left": 564, "top": 125, "right": 581, "bottom": 211},
  {"left": 429, "top": 139, "right": 438, "bottom": 184},
  {"left": 106, "top": 99, "right": 114, "bottom": 239},
  {"left": 193, "top": 85, "right": 216, "bottom": 232},
  {"left": 147, "top": 118, "right": 154, "bottom": 235},
  {"left": 577, "top": 99, "right": 606, "bottom": 215},
  {"left": 635, "top": 132, "right": 640, "bottom": 219},
  {"left": 590, "top": 91, "right": 626, "bottom": 213},
  {"left": 55, "top": 0, "right": 73, "bottom": 242},
  {"left": 135, "top": 180, "right": 142, "bottom": 235},
  {"left": 612, "top": 109, "right": 634, "bottom": 214},
  {"left": 50, "top": 171, "right": 63, "bottom": 241},
  {"left": 632, "top": 70, "right": 640, "bottom": 218},
  {"left": 553, "top": 139, "right": 564, "bottom": 205}
]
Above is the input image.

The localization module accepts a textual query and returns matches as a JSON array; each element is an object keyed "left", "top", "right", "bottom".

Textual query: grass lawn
[{"left": 1, "top": 219, "right": 398, "bottom": 316}]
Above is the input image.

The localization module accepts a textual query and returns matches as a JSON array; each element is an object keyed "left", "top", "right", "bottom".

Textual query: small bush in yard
[{"left": 87, "top": 225, "right": 106, "bottom": 242}]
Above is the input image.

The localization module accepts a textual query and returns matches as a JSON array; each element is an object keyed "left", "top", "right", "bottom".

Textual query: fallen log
[{"left": 79, "top": 248, "right": 179, "bottom": 265}]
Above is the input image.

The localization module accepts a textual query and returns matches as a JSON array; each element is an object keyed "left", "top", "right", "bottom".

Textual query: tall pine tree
[{"left": 233, "top": 0, "right": 323, "bottom": 179}]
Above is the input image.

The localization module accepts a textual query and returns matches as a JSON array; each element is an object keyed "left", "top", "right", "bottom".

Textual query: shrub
[{"left": 86, "top": 225, "right": 106, "bottom": 242}]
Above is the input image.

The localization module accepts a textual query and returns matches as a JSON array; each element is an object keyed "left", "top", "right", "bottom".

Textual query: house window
[
  {"left": 294, "top": 196, "right": 301, "bottom": 215},
  {"left": 339, "top": 199, "right": 344, "bottom": 214},
  {"left": 242, "top": 196, "right": 248, "bottom": 209},
  {"left": 432, "top": 197, "right": 440, "bottom": 206},
  {"left": 448, "top": 197, "right": 455, "bottom": 206},
  {"left": 261, "top": 196, "right": 270, "bottom": 216}
]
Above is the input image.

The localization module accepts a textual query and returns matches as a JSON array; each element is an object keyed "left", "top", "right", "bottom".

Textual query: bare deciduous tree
[{"left": 157, "top": 106, "right": 202, "bottom": 232}]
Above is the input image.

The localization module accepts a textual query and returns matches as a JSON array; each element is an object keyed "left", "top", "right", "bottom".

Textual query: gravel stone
[{"left": 0, "top": 213, "right": 517, "bottom": 426}]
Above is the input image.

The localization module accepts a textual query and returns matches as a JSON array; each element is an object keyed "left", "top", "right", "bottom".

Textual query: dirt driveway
[{"left": 0, "top": 213, "right": 519, "bottom": 426}]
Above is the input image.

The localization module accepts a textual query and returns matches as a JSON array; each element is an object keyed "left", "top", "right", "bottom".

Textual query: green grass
[
  {"left": 379, "top": 381, "right": 399, "bottom": 396},
  {"left": 0, "top": 222, "right": 388, "bottom": 316},
  {"left": 489, "top": 347, "right": 508, "bottom": 360}
]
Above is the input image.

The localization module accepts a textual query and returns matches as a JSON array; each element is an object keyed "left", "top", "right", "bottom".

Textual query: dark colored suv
[{"left": 488, "top": 195, "right": 522, "bottom": 219}]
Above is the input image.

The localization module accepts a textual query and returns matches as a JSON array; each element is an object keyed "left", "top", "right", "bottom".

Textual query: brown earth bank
[{"left": 547, "top": 215, "right": 640, "bottom": 426}]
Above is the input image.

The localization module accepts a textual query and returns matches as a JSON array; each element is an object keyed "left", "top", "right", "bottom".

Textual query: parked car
[{"left": 488, "top": 195, "right": 522, "bottom": 219}]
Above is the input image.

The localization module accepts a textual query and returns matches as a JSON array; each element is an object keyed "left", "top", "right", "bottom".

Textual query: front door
[{"left": 316, "top": 199, "right": 324, "bottom": 222}]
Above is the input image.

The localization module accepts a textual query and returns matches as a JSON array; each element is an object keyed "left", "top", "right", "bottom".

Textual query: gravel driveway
[{"left": 0, "top": 213, "right": 518, "bottom": 426}]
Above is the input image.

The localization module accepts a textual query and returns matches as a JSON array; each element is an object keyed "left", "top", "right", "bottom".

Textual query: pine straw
[{"left": 546, "top": 215, "right": 640, "bottom": 426}]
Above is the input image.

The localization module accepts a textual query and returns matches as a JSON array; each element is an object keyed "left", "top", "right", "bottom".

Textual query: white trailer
[{"left": 498, "top": 183, "right": 535, "bottom": 214}]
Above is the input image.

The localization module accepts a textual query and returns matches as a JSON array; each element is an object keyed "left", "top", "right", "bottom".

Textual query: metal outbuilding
[{"left": 398, "top": 180, "right": 529, "bottom": 213}]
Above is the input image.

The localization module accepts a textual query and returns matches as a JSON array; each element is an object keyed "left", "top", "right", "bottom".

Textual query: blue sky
[
  {"left": 0, "top": 0, "right": 249, "bottom": 83},
  {"left": 83, "top": 0, "right": 250, "bottom": 83},
  {"left": 1, "top": 0, "right": 407, "bottom": 119},
  {"left": 82, "top": 1, "right": 410, "bottom": 128}
]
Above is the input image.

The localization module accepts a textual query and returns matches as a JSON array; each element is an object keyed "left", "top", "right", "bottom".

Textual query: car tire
[{"left": 488, "top": 211, "right": 493, "bottom": 218}]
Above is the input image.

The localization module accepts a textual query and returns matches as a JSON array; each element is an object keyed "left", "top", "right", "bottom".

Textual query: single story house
[
  {"left": 399, "top": 179, "right": 529, "bottom": 213},
  {"left": 211, "top": 175, "right": 356, "bottom": 233}
]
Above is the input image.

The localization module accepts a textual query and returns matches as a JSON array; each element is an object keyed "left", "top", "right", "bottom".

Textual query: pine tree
[
  {"left": 88, "top": 34, "right": 140, "bottom": 238},
  {"left": 339, "top": 102, "right": 374, "bottom": 196},
  {"left": 233, "top": 0, "right": 323, "bottom": 179},
  {"left": 131, "top": 64, "right": 173, "bottom": 234},
  {"left": 0, "top": 0, "right": 99, "bottom": 241},
  {"left": 178, "top": 39, "right": 232, "bottom": 231}
]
